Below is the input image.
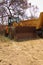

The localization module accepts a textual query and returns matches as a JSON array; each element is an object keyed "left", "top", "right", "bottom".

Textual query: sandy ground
[{"left": 0, "top": 36, "right": 43, "bottom": 65}]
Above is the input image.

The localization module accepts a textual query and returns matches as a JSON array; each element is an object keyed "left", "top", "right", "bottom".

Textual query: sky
[
  {"left": 0, "top": 0, "right": 43, "bottom": 24},
  {"left": 24, "top": 0, "right": 43, "bottom": 18},
  {"left": 28, "top": 0, "right": 43, "bottom": 12},
  {"left": 0, "top": 0, "right": 43, "bottom": 22},
  {"left": 0, "top": 0, "right": 3, "bottom": 3},
  {"left": 0, "top": 0, "right": 43, "bottom": 12}
]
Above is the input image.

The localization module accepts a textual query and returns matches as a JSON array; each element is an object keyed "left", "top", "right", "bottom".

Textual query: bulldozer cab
[{"left": 8, "top": 16, "right": 19, "bottom": 26}]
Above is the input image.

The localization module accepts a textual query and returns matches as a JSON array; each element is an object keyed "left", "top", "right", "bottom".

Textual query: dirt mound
[
  {"left": 15, "top": 26, "right": 36, "bottom": 39},
  {"left": 15, "top": 26, "right": 36, "bottom": 33}
]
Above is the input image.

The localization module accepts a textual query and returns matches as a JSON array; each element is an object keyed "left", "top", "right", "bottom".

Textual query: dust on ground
[{"left": 0, "top": 35, "right": 43, "bottom": 65}]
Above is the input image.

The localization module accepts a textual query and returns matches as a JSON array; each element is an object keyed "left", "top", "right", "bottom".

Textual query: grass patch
[{"left": 0, "top": 35, "right": 11, "bottom": 43}]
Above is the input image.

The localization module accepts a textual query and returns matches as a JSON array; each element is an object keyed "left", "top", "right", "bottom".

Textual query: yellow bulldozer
[{"left": 4, "top": 12, "right": 43, "bottom": 39}]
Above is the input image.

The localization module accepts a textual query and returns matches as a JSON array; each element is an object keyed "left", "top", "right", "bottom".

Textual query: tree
[{"left": 0, "top": 0, "right": 39, "bottom": 24}]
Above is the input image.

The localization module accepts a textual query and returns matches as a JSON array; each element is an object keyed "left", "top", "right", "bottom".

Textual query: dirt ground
[{"left": 0, "top": 36, "right": 43, "bottom": 65}]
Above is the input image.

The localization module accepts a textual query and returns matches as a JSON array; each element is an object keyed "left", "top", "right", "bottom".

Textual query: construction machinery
[{"left": 4, "top": 12, "right": 43, "bottom": 39}]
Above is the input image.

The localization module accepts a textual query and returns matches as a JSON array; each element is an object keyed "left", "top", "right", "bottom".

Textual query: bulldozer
[{"left": 4, "top": 12, "right": 43, "bottom": 40}]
